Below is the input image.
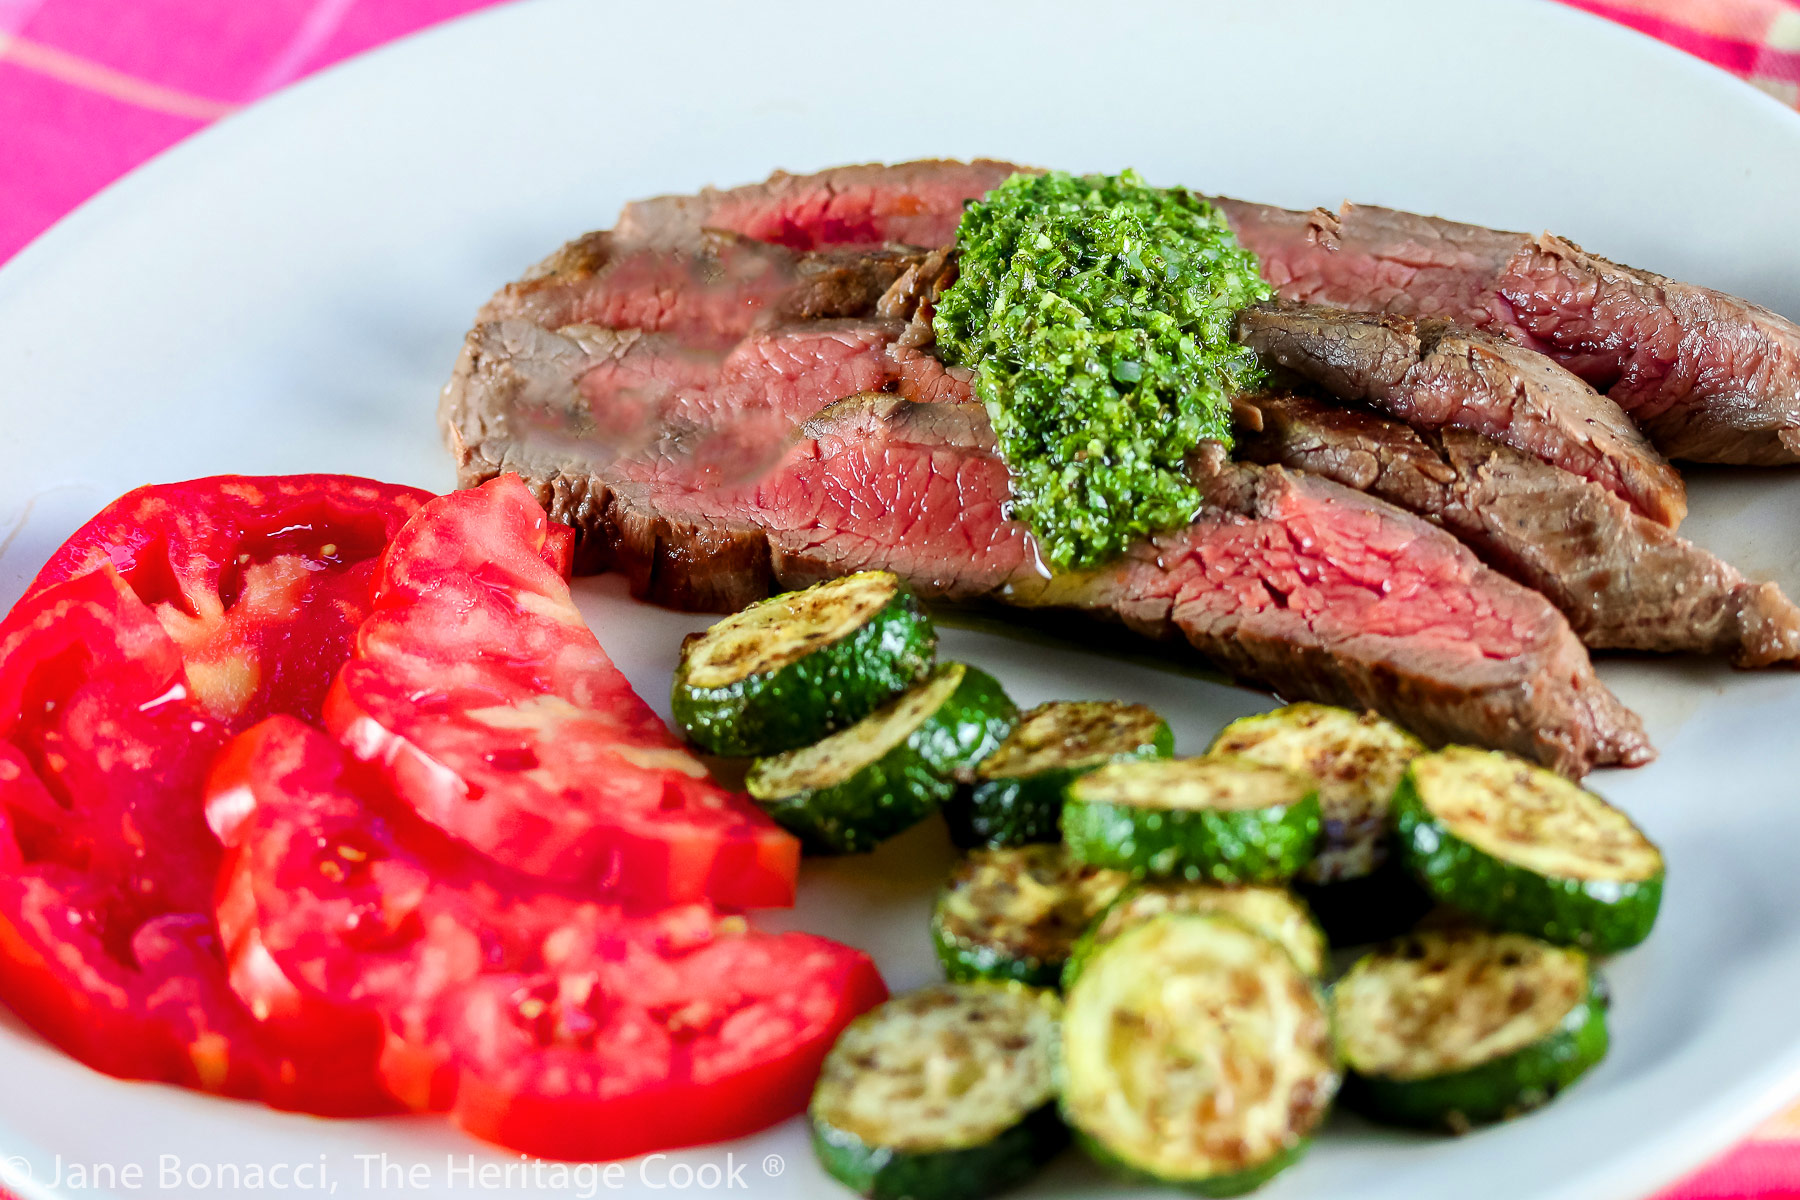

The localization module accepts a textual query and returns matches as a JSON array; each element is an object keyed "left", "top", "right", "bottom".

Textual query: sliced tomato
[
  {"left": 25, "top": 474, "right": 431, "bottom": 727},
  {"left": 209, "top": 716, "right": 886, "bottom": 1159},
  {"left": 433, "top": 927, "right": 891, "bottom": 1161},
  {"left": 323, "top": 475, "right": 798, "bottom": 908},
  {"left": 0, "top": 571, "right": 395, "bottom": 1113}
]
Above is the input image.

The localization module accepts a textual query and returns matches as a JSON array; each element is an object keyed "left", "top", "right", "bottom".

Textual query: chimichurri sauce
[{"left": 934, "top": 170, "right": 1269, "bottom": 571}]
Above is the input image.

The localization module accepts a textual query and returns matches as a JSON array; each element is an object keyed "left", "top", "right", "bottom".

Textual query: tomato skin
[
  {"left": 210, "top": 716, "right": 887, "bottom": 1159},
  {"left": 0, "top": 572, "right": 397, "bottom": 1114},
  {"left": 437, "top": 938, "right": 889, "bottom": 1161},
  {"left": 0, "top": 475, "right": 429, "bottom": 1115},
  {"left": 25, "top": 474, "right": 431, "bottom": 728},
  {"left": 0, "top": 472, "right": 869, "bottom": 1143},
  {"left": 326, "top": 475, "right": 799, "bottom": 909}
]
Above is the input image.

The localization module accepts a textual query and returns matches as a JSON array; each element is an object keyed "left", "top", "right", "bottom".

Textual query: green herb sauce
[{"left": 933, "top": 170, "right": 1270, "bottom": 571}]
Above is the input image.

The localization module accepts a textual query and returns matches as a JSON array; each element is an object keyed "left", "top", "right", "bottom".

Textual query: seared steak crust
[
  {"left": 1213, "top": 198, "right": 1800, "bottom": 465},
  {"left": 614, "top": 160, "right": 1025, "bottom": 251},
  {"left": 441, "top": 160, "right": 1655, "bottom": 775},
  {"left": 1235, "top": 391, "right": 1800, "bottom": 666},
  {"left": 443, "top": 339, "right": 1652, "bottom": 775},
  {"left": 1235, "top": 303, "right": 1685, "bottom": 527}
]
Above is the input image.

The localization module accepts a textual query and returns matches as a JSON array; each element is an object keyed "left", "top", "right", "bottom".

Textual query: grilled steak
[
  {"left": 1234, "top": 391, "right": 1800, "bottom": 666},
  {"left": 483, "top": 232, "right": 928, "bottom": 345},
  {"left": 1235, "top": 303, "right": 1685, "bottom": 527},
  {"left": 442, "top": 339, "right": 1651, "bottom": 775},
  {"left": 1211, "top": 197, "right": 1800, "bottom": 465},
  {"left": 447, "top": 361, "right": 1647, "bottom": 773},
  {"left": 613, "top": 159, "right": 1025, "bottom": 250},
  {"left": 441, "top": 160, "right": 1658, "bottom": 773}
]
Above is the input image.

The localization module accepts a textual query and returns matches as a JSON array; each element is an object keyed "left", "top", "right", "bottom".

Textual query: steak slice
[
  {"left": 1212, "top": 197, "right": 1800, "bottom": 465},
  {"left": 442, "top": 316, "right": 917, "bottom": 607},
  {"left": 613, "top": 159, "right": 1026, "bottom": 251},
  {"left": 480, "top": 158, "right": 1023, "bottom": 346},
  {"left": 1234, "top": 303, "right": 1685, "bottom": 527},
  {"left": 1234, "top": 390, "right": 1800, "bottom": 666},
  {"left": 442, "top": 316, "right": 1652, "bottom": 773},
  {"left": 483, "top": 232, "right": 926, "bottom": 345},
  {"left": 441, "top": 160, "right": 1653, "bottom": 774}
]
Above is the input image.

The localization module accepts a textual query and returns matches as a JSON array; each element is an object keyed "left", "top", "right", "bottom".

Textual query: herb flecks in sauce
[{"left": 934, "top": 171, "right": 1270, "bottom": 571}]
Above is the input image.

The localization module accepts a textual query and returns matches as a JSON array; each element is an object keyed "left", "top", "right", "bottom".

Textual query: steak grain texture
[
  {"left": 443, "top": 341, "right": 1652, "bottom": 775},
  {"left": 1235, "top": 303, "right": 1685, "bottom": 527},
  {"left": 1234, "top": 391, "right": 1800, "bottom": 666},
  {"left": 1213, "top": 197, "right": 1800, "bottom": 465},
  {"left": 441, "top": 160, "right": 1653, "bottom": 775}
]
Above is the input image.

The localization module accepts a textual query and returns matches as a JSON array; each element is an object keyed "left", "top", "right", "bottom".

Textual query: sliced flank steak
[
  {"left": 443, "top": 329, "right": 1651, "bottom": 775},
  {"left": 1212, "top": 197, "right": 1800, "bottom": 466},
  {"left": 1233, "top": 390, "right": 1800, "bottom": 667},
  {"left": 483, "top": 232, "right": 929, "bottom": 345},
  {"left": 612, "top": 159, "right": 1025, "bottom": 250},
  {"left": 441, "top": 160, "right": 1655, "bottom": 774},
  {"left": 1234, "top": 303, "right": 1685, "bottom": 527}
]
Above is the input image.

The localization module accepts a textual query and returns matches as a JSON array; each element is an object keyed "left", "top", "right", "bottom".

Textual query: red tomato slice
[
  {"left": 209, "top": 716, "right": 886, "bottom": 1159},
  {"left": 323, "top": 475, "right": 798, "bottom": 908},
  {"left": 25, "top": 475, "right": 431, "bottom": 728},
  {"left": 0, "top": 571, "right": 394, "bottom": 1113}
]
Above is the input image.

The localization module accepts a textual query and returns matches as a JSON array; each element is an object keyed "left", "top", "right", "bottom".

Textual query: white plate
[{"left": 1, "top": 1, "right": 1798, "bottom": 1197}]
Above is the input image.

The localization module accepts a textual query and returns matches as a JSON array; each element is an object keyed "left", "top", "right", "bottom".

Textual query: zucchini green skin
[
  {"left": 1062, "top": 883, "right": 1328, "bottom": 988},
  {"left": 943, "top": 769, "right": 1076, "bottom": 851},
  {"left": 672, "top": 579, "right": 936, "bottom": 757},
  {"left": 812, "top": 1103, "right": 1068, "bottom": 1200},
  {"left": 1392, "top": 777, "right": 1664, "bottom": 954},
  {"left": 1343, "top": 983, "right": 1610, "bottom": 1131},
  {"left": 1075, "top": 1130, "right": 1310, "bottom": 1198},
  {"left": 749, "top": 664, "right": 1016, "bottom": 855},
  {"left": 930, "top": 846, "right": 1129, "bottom": 988},
  {"left": 1062, "top": 791, "right": 1322, "bottom": 885},
  {"left": 947, "top": 721, "right": 1175, "bottom": 850},
  {"left": 1060, "top": 914, "right": 1335, "bottom": 1195},
  {"left": 1206, "top": 703, "right": 1425, "bottom": 889},
  {"left": 933, "top": 920, "right": 1063, "bottom": 989}
]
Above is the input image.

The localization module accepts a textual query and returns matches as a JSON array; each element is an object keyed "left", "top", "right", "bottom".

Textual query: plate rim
[{"left": 0, "top": 2, "right": 1798, "bottom": 1198}]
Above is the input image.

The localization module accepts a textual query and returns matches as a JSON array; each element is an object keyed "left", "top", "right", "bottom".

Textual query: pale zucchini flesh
[
  {"left": 1395, "top": 747, "right": 1664, "bottom": 953},
  {"left": 1062, "top": 756, "right": 1322, "bottom": 885},
  {"left": 673, "top": 570, "right": 936, "bottom": 756},
  {"left": 978, "top": 701, "right": 1173, "bottom": 780},
  {"left": 1065, "top": 881, "right": 1327, "bottom": 986},
  {"left": 756, "top": 666, "right": 966, "bottom": 792},
  {"left": 932, "top": 845, "right": 1131, "bottom": 987},
  {"left": 1061, "top": 913, "right": 1339, "bottom": 1193},
  {"left": 1208, "top": 703, "right": 1424, "bottom": 885},
  {"left": 1334, "top": 929, "right": 1608, "bottom": 1130},
  {"left": 747, "top": 662, "right": 1016, "bottom": 854},
  {"left": 810, "top": 983, "right": 1067, "bottom": 1200},
  {"left": 948, "top": 701, "right": 1174, "bottom": 849}
]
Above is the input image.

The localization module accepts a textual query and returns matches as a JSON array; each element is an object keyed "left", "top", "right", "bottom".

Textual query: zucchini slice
[
  {"left": 673, "top": 570, "right": 936, "bottom": 756},
  {"left": 931, "top": 845, "right": 1131, "bottom": 987},
  {"left": 1063, "top": 881, "right": 1327, "bottom": 986},
  {"left": 1333, "top": 929, "right": 1609, "bottom": 1131},
  {"left": 946, "top": 700, "right": 1174, "bottom": 849},
  {"left": 1062, "top": 756, "right": 1321, "bottom": 885},
  {"left": 747, "top": 662, "right": 1016, "bottom": 854},
  {"left": 1062, "top": 913, "right": 1339, "bottom": 1195},
  {"left": 1394, "top": 747, "right": 1665, "bottom": 953},
  {"left": 810, "top": 983, "right": 1067, "bottom": 1200},
  {"left": 1207, "top": 703, "right": 1424, "bottom": 885}
]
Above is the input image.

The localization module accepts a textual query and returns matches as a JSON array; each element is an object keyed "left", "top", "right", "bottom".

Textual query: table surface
[{"left": 1, "top": 2, "right": 1798, "bottom": 1198}]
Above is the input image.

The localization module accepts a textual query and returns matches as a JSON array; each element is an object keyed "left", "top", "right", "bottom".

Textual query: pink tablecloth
[{"left": 2, "top": 1, "right": 1800, "bottom": 1197}]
